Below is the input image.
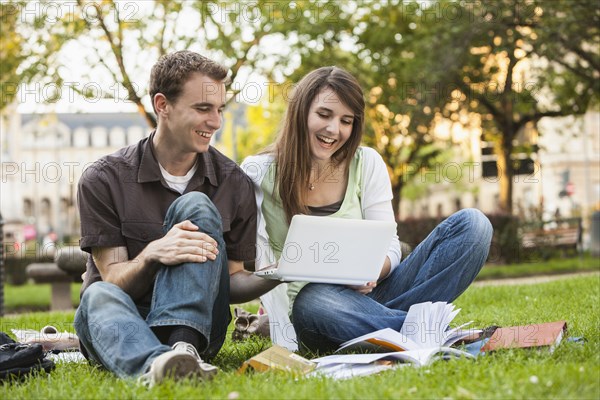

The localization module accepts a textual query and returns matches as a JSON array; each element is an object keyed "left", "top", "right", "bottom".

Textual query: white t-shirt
[{"left": 159, "top": 160, "right": 199, "bottom": 194}]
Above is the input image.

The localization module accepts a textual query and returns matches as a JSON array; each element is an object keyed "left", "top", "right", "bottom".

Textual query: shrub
[{"left": 397, "top": 212, "right": 524, "bottom": 264}]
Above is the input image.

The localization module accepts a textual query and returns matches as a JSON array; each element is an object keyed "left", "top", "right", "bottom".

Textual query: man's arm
[
  {"left": 228, "top": 260, "right": 281, "bottom": 304},
  {"left": 93, "top": 220, "right": 219, "bottom": 300},
  {"left": 92, "top": 246, "right": 158, "bottom": 301}
]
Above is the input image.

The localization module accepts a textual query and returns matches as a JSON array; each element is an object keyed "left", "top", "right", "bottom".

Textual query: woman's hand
[{"left": 347, "top": 281, "right": 377, "bottom": 294}]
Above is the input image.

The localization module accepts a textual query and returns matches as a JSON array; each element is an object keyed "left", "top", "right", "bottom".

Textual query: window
[{"left": 23, "top": 198, "right": 34, "bottom": 218}]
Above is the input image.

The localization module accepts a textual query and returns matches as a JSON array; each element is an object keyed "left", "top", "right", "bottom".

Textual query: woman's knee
[
  {"left": 455, "top": 208, "right": 493, "bottom": 242},
  {"left": 292, "top": 284, "right": 346, "bottom": 326}
]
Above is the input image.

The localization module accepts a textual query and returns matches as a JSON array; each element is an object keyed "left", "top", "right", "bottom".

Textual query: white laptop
[{"left": 254, "top": 215, "right": 396, "bottom": 285}]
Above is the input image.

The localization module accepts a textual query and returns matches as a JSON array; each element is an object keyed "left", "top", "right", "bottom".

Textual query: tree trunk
[
  {"left": 392, "top": 180, "right": 403, "bottom": 221},
  {"left": 496, "top": 135, "right": 514, "bottom": 214}
]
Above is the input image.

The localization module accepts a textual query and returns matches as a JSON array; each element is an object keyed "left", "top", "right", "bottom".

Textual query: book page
[
  {"left": 337, "top": 328, "right": 421, "bottom": 352},
  {"left": 310, "top": 362, "right": 396, "bottom": 379},
  {"left": 338, "top": 302, "right": 475, "bottom": 354},
  {"left": 400, "top": 302, "right": 462, "bottom": 348}
]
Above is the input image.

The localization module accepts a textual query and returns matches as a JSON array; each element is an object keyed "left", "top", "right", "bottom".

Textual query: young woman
[{"left": 242, "top": 66, "right": 493, "bottom": 352}]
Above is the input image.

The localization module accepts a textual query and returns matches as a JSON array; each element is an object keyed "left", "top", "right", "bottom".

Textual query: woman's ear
[{"left": 154, "top": 93, "right": 169, "bottom": 118}]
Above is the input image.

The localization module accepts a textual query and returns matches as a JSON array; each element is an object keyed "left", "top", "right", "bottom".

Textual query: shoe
[
  {"left": 138, "top": 347, "right": 200, "bottom": 388},
  {"left": 232, "top": 307, "right": 270, "bottom": 341},
  {"left": 171, "top": 341, "right": 218, "bottom": 379}
]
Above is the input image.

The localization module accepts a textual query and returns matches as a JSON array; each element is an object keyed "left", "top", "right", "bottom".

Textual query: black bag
[{"left": 0, "top": 332, "right": 55, "bottom": 381}]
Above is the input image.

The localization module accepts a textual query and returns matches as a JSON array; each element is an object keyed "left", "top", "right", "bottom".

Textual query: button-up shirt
[{"left": 77, "top": 131, "right": 257, "bottom": 302}]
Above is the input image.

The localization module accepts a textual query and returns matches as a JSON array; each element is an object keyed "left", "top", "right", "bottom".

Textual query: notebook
[
  {"left": 254, "top": 215, "right": 396, "bottom": 285},
  {"left": 480, "top": 321, "right": 568, "bottom": 353}
]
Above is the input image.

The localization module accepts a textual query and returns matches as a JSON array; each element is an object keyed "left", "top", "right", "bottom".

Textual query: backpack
[{"left": 0, "top": 332, "right": 55, "bottom": 381}]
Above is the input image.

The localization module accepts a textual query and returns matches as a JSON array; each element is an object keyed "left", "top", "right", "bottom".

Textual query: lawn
[
  {"left": 1, "top": 274, "right": 599, "bottom": 399},
  {"left": 476, "top": 253, "right": 600, "bottom": 280},
  {"left": 4, "top": 254, "right": 599, "bottom": 313}
]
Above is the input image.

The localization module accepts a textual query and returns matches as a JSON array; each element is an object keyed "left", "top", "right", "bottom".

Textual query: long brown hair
[{"left": 272, "top": 66, "right": 365, "bottom": 223}]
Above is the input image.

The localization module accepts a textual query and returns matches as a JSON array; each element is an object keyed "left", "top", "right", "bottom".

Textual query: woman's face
[{"left": 306, "top": 87, "right": 355, "bottom": 163}]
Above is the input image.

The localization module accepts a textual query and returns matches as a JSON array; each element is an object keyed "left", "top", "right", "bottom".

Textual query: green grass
[
  {"left": 3, "top": 255, "right": 599, "bottom": 313},
  {"left": 1, "top": 275, "right": 599, "bottom": 399},
  {"left": 476, "top": 253, "right": 600, "bottom": 280},
  {"left": 4, "top": 283, "right": 82, "bottom": 312}
]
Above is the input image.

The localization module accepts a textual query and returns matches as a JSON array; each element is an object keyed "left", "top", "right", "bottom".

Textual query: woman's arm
[{"left": 360, "top": 147, "right": 402, "bottom": 279}]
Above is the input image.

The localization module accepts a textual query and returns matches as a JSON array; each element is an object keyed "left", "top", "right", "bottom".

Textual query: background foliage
[{"left": 1, "top": 0, "right": 598, "bottom": 216}]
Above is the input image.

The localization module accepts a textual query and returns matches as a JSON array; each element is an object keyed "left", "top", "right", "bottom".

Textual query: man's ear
[{"left": 154, "top": 93, "right": 169, "bottom": 118}]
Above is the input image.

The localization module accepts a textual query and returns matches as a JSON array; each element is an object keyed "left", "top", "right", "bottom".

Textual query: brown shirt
[{"left": 77, "top": 132, "right": 257, "bottom": 301}]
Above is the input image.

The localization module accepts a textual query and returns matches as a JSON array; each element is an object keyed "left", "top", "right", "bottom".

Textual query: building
[
  {"left": 398, "top": 110, "right": 600, "bottom": 248},
  {"left": 1, "top": 108, "right": 148, "bottom": 250},
  {"left": 2, "top": 105, "right": 598, "bottom": 251}
]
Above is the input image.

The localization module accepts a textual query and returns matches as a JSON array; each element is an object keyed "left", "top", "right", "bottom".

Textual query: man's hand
[
  {"left": 347, "top": 281, "right": 377, "bottom": 295},
  {"left": 144, "top": 220, "right": 219, "bottom": 265}
]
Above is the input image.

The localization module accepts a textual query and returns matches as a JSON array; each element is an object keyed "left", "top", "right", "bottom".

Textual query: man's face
[{"left": 163, "top": 72, "right": 226, "bottom": 153}]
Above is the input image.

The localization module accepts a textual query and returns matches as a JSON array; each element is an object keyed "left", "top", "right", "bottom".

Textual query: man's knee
[
  {"left": 173, "top": 192, "right": 213, "bottom": 209},
  {"left": 80, "top": 281, "right": 123, "bottom": 310},
  {"left": 166, "top": 192, "right": 222, "bottom": 233}
]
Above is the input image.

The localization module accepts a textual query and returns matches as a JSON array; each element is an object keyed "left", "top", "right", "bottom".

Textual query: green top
[{"left": 260, "top": 148, "right": 365, "bottom": 313}]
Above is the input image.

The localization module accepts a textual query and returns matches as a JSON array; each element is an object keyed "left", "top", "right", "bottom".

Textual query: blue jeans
[
  {"left": 291, "top": 208, "right": 493, "bottom": 352},
  {"left": 74, "top": 192, "right": 230, "bottom": 378}
]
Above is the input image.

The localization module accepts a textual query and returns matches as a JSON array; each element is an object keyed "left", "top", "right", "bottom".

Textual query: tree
[
  {"left": 427, "top": 0, "right": 599, "bottom": 214},
  {"left": 0, "top": 1, "right": 26, "bottom": 110},
  {"left": 289, "top": 2, "right": 453, "bottom": 218},
  {"left": 0, "top": 0, "right": 77, "bottom": 110},
  {"left": 216, "top": 82, "right": 285, "bottom": 163},
  {"left": 535, "top": 0, "right": 600, "bottom": 107},
  {"left": 16, "top": 0, "right": 347, "bottom": 128}
]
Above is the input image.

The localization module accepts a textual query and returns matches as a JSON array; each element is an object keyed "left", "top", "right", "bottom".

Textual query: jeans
[
  {"left": 291, "top": 208, "right": 493, "bottom": 352},
  {"left": 74, "top": 192, "right": 230, "bottom": 378}
]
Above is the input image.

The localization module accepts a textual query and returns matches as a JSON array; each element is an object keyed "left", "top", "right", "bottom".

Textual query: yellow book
[{"left": 238, "top": 345, "right": 316, "bottom": 374}]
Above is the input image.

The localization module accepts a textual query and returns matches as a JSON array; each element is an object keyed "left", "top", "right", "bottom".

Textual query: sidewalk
[{"left": 474, "top": 270, "right": 600, "bottom": 287}]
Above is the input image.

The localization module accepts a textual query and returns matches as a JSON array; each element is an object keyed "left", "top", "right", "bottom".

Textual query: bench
[
  {"left": 26, "top": 263, "right": 73, "bottom": 311},
  {"left": 521, "top": 217, "right": 582, "bottom": 257},
  {"left": 26, "top": 246, "right": 88, "bottom": 311}
]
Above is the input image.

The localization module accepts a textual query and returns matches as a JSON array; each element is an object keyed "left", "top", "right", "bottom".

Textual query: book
[
  {"left": 306, "top": 302, "right": 480, "bottom": 376},
  {"left": 238, "top": 345, "right": 316, "bottom": 374},
  {"left": 338, "top": 301, "right": 479, "bottom": 353},
  {"left": 480, "top": 320, "right": 567, "bottom": 353},
  {"left": 312, "top": 346, "right": 474, "bottom": 374}
]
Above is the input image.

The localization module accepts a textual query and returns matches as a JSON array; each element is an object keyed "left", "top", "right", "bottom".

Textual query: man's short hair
[{"left": 149, "top": 50, "right": 229, "bottom": 113}]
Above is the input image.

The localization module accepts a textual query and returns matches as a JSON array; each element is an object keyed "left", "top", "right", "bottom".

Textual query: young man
[{"left": 75, "top": 51, "right": 279, "bottom": 386}]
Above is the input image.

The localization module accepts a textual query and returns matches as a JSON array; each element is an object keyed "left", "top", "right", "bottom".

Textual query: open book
[
  {"left": 313, "top": 346, "right": 474, "bottom": 375},
  {"left": 308, "top": 302, "right": 480, "bottom": 374},
  {"left": 337, "top": 301, "right": 479, "bottom": 353}
]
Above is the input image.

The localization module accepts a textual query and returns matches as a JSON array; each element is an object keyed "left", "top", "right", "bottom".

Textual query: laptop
[{"left": 254, "top": 215, "right": 396, "bottom": 285}]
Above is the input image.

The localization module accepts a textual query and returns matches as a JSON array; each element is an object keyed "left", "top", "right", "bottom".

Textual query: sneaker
[
  {"left": 171, "top": 341, "right": 218, "bottom": 379},
  {"left": 138, "top": 347, "right": 200, "bottom": 387}
]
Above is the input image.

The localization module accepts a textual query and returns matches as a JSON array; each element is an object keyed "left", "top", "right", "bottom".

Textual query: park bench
[
  {"left": 25, "top": 246, "right": 88, "bottom": 311},
  {"left": 521, "top": 217, "right": 582, "bottom": 257}
]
